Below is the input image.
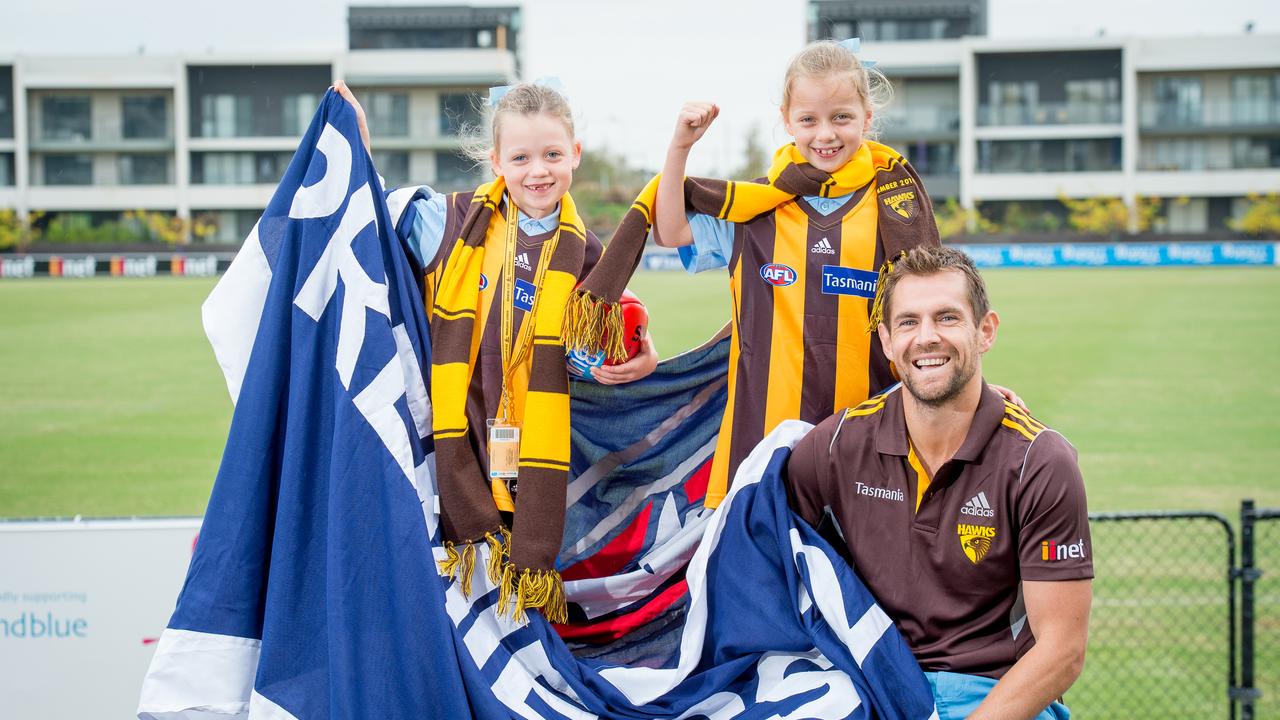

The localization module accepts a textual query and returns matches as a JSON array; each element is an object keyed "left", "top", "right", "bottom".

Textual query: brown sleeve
[
  {"left": 1016, "top": 431, "right": 1094, "bottom": 581},
  {"left": 579, "top": 231, "right": 605, "bottom": 281},
  {"left": 785, "top": 416, "right": 839, "bottom": 528}
]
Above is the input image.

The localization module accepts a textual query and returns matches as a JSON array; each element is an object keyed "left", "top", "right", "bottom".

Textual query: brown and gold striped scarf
[
  {"left": 564, "top": 140, "right": 938, "bottom": 357},
  {"left": 431, "top": 178, "right": 586, "bottom": 623}
]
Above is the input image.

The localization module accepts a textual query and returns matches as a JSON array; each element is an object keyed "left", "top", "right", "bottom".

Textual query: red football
[{"left": 603, "top": 289, "right": 648, "bottom": 365}]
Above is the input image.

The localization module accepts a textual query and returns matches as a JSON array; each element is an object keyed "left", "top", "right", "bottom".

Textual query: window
[
  {"left": 195, "top": 209, "right": 261, "bottom": 244},
  {"left": 42, "top": 96, "right": 92, "bottom": 141},
  {"left": 1144, "top": 139, "right": 1208, "bottom": 171},
  {"left": 435, "top": 151, "right": 478, "bottom": 190},
  {"left": 1154, "top": 77, "right": 1202, "bottom": 126},
  {"left": 43, "top": 154, "right": 94, "bottom": 185},
  {"left": 1065, "top": 79, "right": 1120, "bottom": 123},
  {"left": 119, "top": 154, "right": 169, "bottom": 184},
  {"left": 199, "top": 94, "right": 253, "bottom": 138},
  {"left": 1231, "top": 75, "right": 1277, "bottom": 125},
  {"left": 373, "top": 151, "right": 410, "bottom": 187},
  {"left": 1232, "top": 136, "right": 1280, "bottom": 169},
  {"left": 281, "top": 93, "right": 320, "bottom": 137},
  {"left": 123, "top": 96, "right": 167, "bottom": 139},
  {"left": 194, "top": 152, "right": 253, "bottom": 184},
  {"left": 979, "top": 139, "right": 1120, "bottom": 173},
  {"left": 193, "top": 152, "right": 292, "bottom": 184},
  {"left": 0, "top": 154, "right": 13, "bottom": 186},
  {"left": 439, "top": 93, "right": 482, "bottom": 135},
  {"left": 366, "top": 93, "right": 409, "bottom": 137},
  {"left": 987, "top": 81, "right": 1038, "bottom": 125}
]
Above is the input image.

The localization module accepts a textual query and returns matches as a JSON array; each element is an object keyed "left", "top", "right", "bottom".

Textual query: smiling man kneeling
[{"left": 785, "top": 245, "right": 1093, "bottom": 719}]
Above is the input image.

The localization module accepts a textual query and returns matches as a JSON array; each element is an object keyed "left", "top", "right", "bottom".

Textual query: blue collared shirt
[
  {"left": 678, "top": 193, "right": 855, "bottom": 273},
  {"left": 407, "top": 189, "right": 562, "bottom": 268}
]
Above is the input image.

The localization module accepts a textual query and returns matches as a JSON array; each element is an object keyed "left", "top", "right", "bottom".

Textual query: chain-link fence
[
  {"left": 1068, "top": 512, "right": 1235, "bottom": 719},
  {"left": 1243, "top": 504, "right": 1279, "bottom": 720}
]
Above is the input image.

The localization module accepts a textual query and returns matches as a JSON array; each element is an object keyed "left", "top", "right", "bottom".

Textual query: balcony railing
[
  {"left": 1138, "top": 156, "right": 1280, "bottom": 172},
  {"left": 1139, "top": 100, "right": 1280, "bottom": 129},
  {"left": 978, "top": 102, "right": 1122, "bottom": 127},
  {"left": 880, "top": 107, "right": 960, "bottom": 134}
]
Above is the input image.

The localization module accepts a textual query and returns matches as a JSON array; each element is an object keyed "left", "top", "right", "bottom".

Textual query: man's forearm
[{"left": 968, "top": 640, "right": 1085, "bottom": 720}]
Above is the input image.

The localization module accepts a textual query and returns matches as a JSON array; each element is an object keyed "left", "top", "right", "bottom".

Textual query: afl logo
[
  {"left": 759, "top": 263, "right": 797, "bottom": 287},
  {"left": 478, "top": 273, "right": 489, "bottom": 291}
]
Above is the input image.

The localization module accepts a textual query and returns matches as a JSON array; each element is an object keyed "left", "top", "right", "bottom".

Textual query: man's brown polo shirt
[{"left": 784, "top": 383, "right": 1092, "bottom": 679}]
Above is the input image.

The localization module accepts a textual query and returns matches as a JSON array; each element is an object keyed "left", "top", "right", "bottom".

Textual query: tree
[
  {"left": 0, "top": 210, "right": 43, "bottom": 252},
  {"left": 1229, "top": 193, "right": 1280, "bottom": 237},
  {"left": 1059, "top": 194, "right": 1160, "bottom": 234},
  {"left": 728, "top": 123, "right": 770, "bottom": 181},
  {"left": 933, "top": 198, "right": 997, "bottom": 239}
]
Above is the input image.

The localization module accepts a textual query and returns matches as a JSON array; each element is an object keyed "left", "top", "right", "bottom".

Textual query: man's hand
[{"left": 331, "top": 80, "right": 372, "bottom": 156}]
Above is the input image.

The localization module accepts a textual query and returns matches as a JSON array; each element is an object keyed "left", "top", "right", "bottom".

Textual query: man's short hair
[{"left": 879, "top": 246, "right": 990, "bottom": 326}]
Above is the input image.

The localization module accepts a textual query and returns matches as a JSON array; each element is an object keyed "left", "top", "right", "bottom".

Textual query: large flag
[{"left": 139, "top": 92, "right": 937, "bottom": 720}]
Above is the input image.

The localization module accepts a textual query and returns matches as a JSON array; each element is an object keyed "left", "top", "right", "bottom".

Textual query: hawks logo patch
[
  {"left": 883, "top": 190, "right": 917, "bottom": 222},
  {"left": 957, "top": 523, "right": 996, "bottom": 565}
]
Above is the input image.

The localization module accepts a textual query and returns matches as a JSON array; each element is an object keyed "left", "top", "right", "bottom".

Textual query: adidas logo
[
  {"left": 514, "top": 252, "right": 533, "bottom": 271},
  {"left": 811, "top": 238, "right": 836, "bottom": 255},
  {"left": 961, "top": 491, "right": 995, "bottom": 517}
]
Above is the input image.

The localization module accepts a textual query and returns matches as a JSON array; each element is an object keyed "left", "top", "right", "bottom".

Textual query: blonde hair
[
  {"left": 781, "top": 40, "right": 893, "bottom": 139},
  {"left": 461, "top": 83, "right": 576, "bottom": 166}
]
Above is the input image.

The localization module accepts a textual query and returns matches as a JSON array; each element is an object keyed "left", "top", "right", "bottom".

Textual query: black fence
[{"left": 1064, "top": 501, "right": 1275, "bottom": 718}]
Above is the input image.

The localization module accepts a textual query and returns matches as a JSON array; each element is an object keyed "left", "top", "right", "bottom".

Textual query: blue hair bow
[
  {"left": 488, "top": 76, "right": 568, "bottom": 107},
  {"left": 838, "top": 37, "right": 877, "bottom": 69}
]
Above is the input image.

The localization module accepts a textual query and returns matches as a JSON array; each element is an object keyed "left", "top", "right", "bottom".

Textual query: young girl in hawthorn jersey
[
  {"left": 649, "top": 40, "right": 1021, "bottom": 509},
  {"left": 334, "top": 80, "right": 656, "bottom": 622}
]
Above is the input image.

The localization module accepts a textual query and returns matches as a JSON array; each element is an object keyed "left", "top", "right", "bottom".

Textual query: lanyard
[{"left": 497, "top": 198, "right": 559, "bottom": 421}]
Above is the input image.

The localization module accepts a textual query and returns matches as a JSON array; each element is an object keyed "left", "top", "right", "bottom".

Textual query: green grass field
[
  {"left": 3, "top": 267, "right": 1276, "bottom": 519},
  {"left": 2, "top": 268, "right": 1276, "bottom": 717}
]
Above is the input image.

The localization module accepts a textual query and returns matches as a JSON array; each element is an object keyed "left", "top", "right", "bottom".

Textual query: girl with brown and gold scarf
[
  {"left": 333, "top": 80, "right": 657, "bottom": 623},
  {"left": 563, "top": 40, "right": 1023, "bottom": 511}
]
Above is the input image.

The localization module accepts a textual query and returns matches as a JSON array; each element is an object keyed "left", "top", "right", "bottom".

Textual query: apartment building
[
  {"left": 811, "top": 0, "right": 1280, "bottom": 234},
  {"left": 0, "top": 5, "right": 519, "bottom": 244}
]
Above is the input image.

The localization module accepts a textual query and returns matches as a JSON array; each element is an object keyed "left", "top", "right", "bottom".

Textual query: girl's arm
[
  {"left": 332, "top": 81, "right": 372, "bottom": 155},
  {"left": 653, "top": 102, "right": 719, "bottom": 249}
]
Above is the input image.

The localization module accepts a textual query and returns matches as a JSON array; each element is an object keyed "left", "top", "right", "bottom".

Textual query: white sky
[{"left": 5, "top": 0, "right": 1279, "bottom": 174}]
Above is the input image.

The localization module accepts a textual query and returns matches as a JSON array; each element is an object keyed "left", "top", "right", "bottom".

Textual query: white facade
[
  {"left": 869, "top": 33, "right": 1280, "bottom": 229},
  {"left": 0, "top": 48, "right": 516, "bottom": 242}
]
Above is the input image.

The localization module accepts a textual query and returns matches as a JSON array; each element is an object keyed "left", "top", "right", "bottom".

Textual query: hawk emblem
[{"left": 957, "top": 522, "right": 997, "bottom": 565}]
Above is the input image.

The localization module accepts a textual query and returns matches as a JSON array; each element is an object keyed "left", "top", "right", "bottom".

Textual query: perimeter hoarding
[{"left": 0, "top": 518, "right": 200, "bottom": 718}]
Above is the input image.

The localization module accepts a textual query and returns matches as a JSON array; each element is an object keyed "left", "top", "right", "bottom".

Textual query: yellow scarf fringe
[
  {"left": 562, "top": 292, "right": 628, "bottom": 362},
  {"left": 436, "top": 540, "right": 477, "bottom": 598},
  {"left": 510, "top": 566, "right": 568, "bottom": 625}
]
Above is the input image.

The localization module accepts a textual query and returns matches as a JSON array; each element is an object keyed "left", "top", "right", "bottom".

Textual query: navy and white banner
[
  {"left": 138, "top": 93, "right": 937, "bottom": 719},
  {"left": 951, "top": 241, "right": 1278, "bottom": 268}
]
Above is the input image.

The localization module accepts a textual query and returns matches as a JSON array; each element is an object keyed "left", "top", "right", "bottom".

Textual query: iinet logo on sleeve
[{"left": 1042, "top": 538, "right": 1088, "bottom": 561}]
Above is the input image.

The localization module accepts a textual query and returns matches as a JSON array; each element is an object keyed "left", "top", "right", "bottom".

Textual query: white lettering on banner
[
  {"left": 180, "top": 255, "right": 220, "bottom": 277},
  {"left": 1113, "top": 245, "right": 1161, "bottom": 264},
  {"left": 289, "top": 123, "right": 353, "bottom": 220},
  {"left": 957, "top": 245, "right": 1006, "bottom": 267},
  {"left": 290, "top": 150, "right": 430, "bottom": 489},
  {"left": 293, "top": 182, "right": 385, "bottom": 390},
  {"left": 1220, "top": 243, "right": 1269, "bottom": 264},
  {"left": 753, "top": 651, "right": 860, "bottom": 718},
  {"left": 1008, "top": 245, "right": 1057, "bottom": 266},
  {"left": 1060, "top": 245, "right": 1108, "bottom": 265},
  {"left": 121, "top": 256, "right": 158, "bottom": 277},
  {"left": 59, "top": 256, "right": 97, "bottom": 278},
  {"left": 1, "top": 256, "right": 35, "bottom": 278},
  {"left": 1166, "top": 244, "right": 1215, "bottom": 264}
]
